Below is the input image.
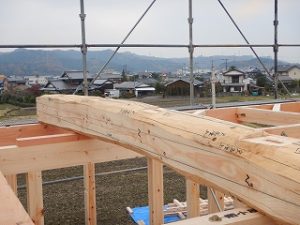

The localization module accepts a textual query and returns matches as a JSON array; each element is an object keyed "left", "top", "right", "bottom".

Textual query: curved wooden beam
[{"left": 37, "top": 95, "right": 300, "bottom": 225}]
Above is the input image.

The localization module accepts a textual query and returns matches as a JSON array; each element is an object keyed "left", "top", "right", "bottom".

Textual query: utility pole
[
  {"left": 80, "top": 0, "right": 88, "bottom": 96},
  {"left": 273, "top": 0, "right": 279, "bottom": 99},
  {"left": 222, "top": 58, "right": 229, "bottom": 71},
  {"left": 211, "top": 61, "right": 216, "bottom": 108},
  {"left": 188, "top": 0, "right": 194, "bottom": 105}
]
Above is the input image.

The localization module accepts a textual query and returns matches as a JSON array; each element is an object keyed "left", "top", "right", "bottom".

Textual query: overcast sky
[{"left": 0, "top": 0, "right": 299, "bottom": 63}]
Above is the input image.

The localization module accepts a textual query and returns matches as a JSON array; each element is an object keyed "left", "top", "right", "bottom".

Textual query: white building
[
  {"left": 221, "top": 69, "right": 247, "bottom": 93},
  {"left": 25, "top": 75, "right": 50, "bottom": 87}
]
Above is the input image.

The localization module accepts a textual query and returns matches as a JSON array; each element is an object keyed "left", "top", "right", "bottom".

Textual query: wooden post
[
  {"left": 84, "top": 162, "right": 97, "bottom": 225},
  {"left": 5, "top": 174, "right": 17, "bottom": 194},
  {"left": 26, "top": 171, "right": 44, "bottom": 225},
  {"left": 148, "top": 158, "right": 164, "bottom": 225},
  {"left": 186, "top": 179, "right": 200, "bottom": 218},
  {"left": 207, "top": 187, "right": 224, "bottom": 214}
]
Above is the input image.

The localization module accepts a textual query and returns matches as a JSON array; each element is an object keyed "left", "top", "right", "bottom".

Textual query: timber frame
[{"left": 0, "top": 95, "right": 299, "bottom": 225}]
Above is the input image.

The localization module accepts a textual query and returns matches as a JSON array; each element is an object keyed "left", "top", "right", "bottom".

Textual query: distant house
[
  {"left": 93, "top": 79, "right": 113, "bottom": 93},
  {"left": 277, "top": 65, "right": 300, "bottom": 80},
  {"left": 42, "top": 70, "right": 93, "bottom": 94},
  {"left": 137, "top": 78, "right": 157, "bottom": 86},
  {"left": 60, "top": 70, "right": 93, "bottom": 83},
  {"left": 165, "top": 78, "right": 203, "bottom": 96},
  {"left": 98, "top": 72, "right": 122, "bottom": 83},
  {"left": 24, "top": 75, "right": 50, "bottom": 87},
  {"left": 0, "top": 75, "right": 7, "bottom": 94},
  {"left": 4, "top": 76, "right": 27, "bottom": 92},
  {"left": 221, "top": 69, "right": 247, "bottom": 93},
  {"left": 278, "top": 75, "right": 294, "bottom": 86},
  {"left": 114, "top": 81, "right": 155, "bottom": 97}
]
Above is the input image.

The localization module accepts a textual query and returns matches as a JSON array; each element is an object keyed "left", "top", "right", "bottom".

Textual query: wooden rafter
[{"left": 36, "top": 95, "right": 300, "bottom": 225}]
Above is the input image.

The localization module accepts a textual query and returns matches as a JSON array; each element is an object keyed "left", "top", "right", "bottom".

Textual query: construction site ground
[{"left": 16, "top": 158, "right": 207, "bottom": 225}]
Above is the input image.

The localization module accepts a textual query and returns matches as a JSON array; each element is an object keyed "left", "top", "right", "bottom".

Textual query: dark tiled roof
[
  {"left": 43, "top": 80, "right": 77, "bottom": 91},
  {"left": 165, "top": 78, "right": 203, "bottom": 86},
  {"left": 61, "top": 71, "right": 93, "bottom": 80},
  {"left": 99, "top": 73, "right": 122, "bottom": 80},
  {"left": 114, "top": 81, "right": 149, "bottom": 89},
  {"left": 223, "top": 69, "right": 245, "bottom": 76}
]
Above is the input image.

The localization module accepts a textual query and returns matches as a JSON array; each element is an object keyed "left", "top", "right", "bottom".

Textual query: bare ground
[{"left": 17, "top": 158, "right": 207, "bottom": 225}]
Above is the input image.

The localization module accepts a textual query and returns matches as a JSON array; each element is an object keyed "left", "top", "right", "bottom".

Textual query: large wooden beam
[
  {"left": 36, "top": 95, "right": 300, "bottom": 224},
  {"left": 0, "top": 171, "right": 34, "bottom": 225},
  {"left": 166, "top": 207, "right": 275, "bottom": 225},
  {"left": 0, "top": 139, "right": 141, "bottom": 175}
]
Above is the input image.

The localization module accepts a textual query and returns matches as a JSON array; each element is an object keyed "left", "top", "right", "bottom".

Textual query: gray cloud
[{"left": 0, "top": 0, "right": 299, "bottom": 62}]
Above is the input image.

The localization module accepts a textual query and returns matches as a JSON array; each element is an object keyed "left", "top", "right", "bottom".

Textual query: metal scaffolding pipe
[
  {"left": 89, "top": 0, "right": 158, "bottom": 87},
  {"left": 217, "top": 0, "right": 290, "bottom": 97},
  {"left": 1, "top": 44, "right": 300, "bottom": 49},
  {"left": 79, "top": 0, "right": 88, "bottom": 96},
  {"left": 188, "top": 0, "right": 194, "bottom": 105},
  {"left": 274, "top": 0, "right": 279, "bottom": 99},
  {"left": 211, "top": 61, "right": 216, "bottom": 108}
]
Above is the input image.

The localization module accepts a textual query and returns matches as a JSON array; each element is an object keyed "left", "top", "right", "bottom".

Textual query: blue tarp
[{"left": 130, "top": 206, "right": 182, "bottom": 225}]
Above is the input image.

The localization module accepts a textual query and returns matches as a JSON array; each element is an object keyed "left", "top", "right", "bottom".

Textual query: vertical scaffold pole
[
  {"left": 80, "top": 0, "right": 88, "bottom": 96},
  {"left": 274, "top": 0, "right": 279, "bottom": 99},
  {"left": 188, "top": 0, "right": 194, "bottom": 105}
]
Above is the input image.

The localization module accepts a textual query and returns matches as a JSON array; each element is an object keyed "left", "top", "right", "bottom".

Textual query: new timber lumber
[
  {"left": 37, "top": 95, "right": 300, "bottom": 225},
  {"left": 203, "top": 107, "right": 300, "bottom": 126},
  {"left": 167, "top": 207, "right": 275, "bottom": 225},
  {"left": 235, "top": 107, "right": 300, "bottom": 126},
  {"left": 26, "top": 171, "right": 44, "bottom": 225},
  {"left": 84, "top": 162, "right": 97, "bottom": 225},
  {"left": 186, "top": 179, "right": 200, "bottom": 218},
  {"left": 0, "top": 123, "right": 73, "bottom": 146},
  {"left": 148, "top": 158, "right": 164, "bottom": 225},
  {"left": 0, "top": 139, "right": 141, "bottom": 175},
  {"left": 263, "top": 124, "right": 300, "bottom": 139},
  {"left": 0, "top": 171, "right": 34, "bottom": 225}
]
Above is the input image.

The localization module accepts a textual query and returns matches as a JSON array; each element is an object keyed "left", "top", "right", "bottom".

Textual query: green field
[{"left": 0, "top": 103, "right": 36, "bottom": 120}]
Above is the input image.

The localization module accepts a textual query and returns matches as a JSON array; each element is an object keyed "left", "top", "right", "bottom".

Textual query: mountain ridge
[{"left": 0, "top": 49, "right": 291, "bottom": 76}]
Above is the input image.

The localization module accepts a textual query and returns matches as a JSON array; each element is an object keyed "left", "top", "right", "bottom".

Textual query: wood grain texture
[
  {"left": 84, "top": 162, "right": 97, "bottom": 225},
  {"left": 36, "top": 95, "right": 300, "bottom": 224},
  {"left": 0, "top": 139, "right": 141, "bottom": 175},
  {"left": 5, "top": 174, "right": 17, "bottom": 194},
  {"left": 186, "top": 179, "right": 200, "bottom": 218},
  {"left": 0, "top": 171, "right": 34, "bottom": 225},
  {"left": 148, "top": 158, "right": 164, "bottom": 225},
  {"left": 26, "top": 171, "right": 44, "bottom": 225},
  {"left": 166, "top": 207, "right": 275, "bottom": 225},
  {"left": 207, "top": 188, "right": 224, "bottom": 213}
]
